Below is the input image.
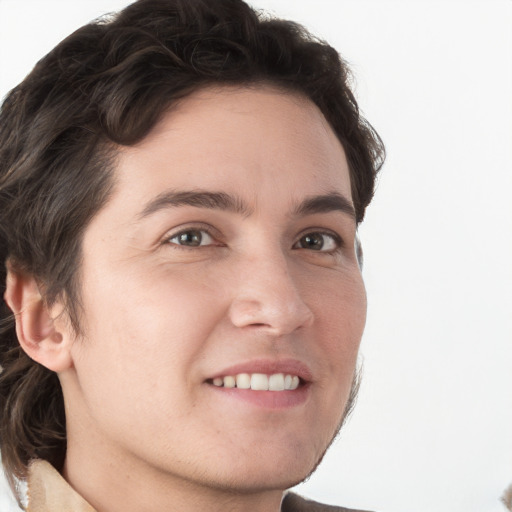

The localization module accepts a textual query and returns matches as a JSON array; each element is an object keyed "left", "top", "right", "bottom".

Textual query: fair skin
[{"left": 6, "top": 86, "right": 366, "bottom": 512}]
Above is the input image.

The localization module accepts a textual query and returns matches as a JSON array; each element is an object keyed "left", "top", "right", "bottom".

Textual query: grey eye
[
  {"left": 296, "top": 233, "right": 338, "bottom": 251},
  {"left": 169, "top": 229, "right": 214, "bottom": 247}
]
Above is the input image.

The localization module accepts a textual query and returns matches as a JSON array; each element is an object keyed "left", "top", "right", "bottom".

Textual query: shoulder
[{"left": 282, "top": 492, "right": 375, "bottom": 512}]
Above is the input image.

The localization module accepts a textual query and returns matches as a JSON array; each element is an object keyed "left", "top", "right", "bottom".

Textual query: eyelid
[
  {"left": 161, "top": 223, "right": 344, "bottom": 251},
  {"left": 162, "top": 223, "right": 223, "bottom": 246},
  {"left": 293, "top": 228, "right": 344, "bottom": 252}
]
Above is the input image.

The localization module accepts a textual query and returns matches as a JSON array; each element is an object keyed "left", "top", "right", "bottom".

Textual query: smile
[{"left": 210, "top": 373, "right": 301, "bottom": 391}]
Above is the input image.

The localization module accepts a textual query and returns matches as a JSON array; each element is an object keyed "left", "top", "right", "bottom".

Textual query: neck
[
  {"left": 63, "top": 446, "right": 285, "bottom": 512},
  {"left": 62, "top": 412, "right": 285, "bottom": 512}
]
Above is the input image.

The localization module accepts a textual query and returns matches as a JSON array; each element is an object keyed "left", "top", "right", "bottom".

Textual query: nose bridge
[{"left": 228, "top": 245, "right": 314, "bottom": 334}]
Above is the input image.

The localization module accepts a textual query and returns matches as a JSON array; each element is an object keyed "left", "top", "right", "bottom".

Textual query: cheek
[
  {"left": 66, "top": 270, "right": 230, "bottom": 456},
  {"left": 72, "top": 265, "right": 227, "bottom": 401},
  {"left": 311, "top": 271, "right": 366, "bottom": 386},
  {"left": 311, "top": 266, "right": 367, "bottom": 340}
]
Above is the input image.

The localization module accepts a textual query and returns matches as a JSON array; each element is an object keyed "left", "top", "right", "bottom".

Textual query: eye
[
  {"left": 294, "top": 232, "right": 340, "bottom": 252},
  {"left": 168, "top": 229, "right": 215, "bottom": 247}
]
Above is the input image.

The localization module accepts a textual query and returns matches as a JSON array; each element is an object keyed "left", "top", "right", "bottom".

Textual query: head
[{"left": 0, "top": 0, "right": 384, "bottom": 505}]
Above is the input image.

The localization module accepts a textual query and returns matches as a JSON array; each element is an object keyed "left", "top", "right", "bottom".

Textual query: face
[{"left": 61, "top": 86, "right": 366, "bottom": 493}]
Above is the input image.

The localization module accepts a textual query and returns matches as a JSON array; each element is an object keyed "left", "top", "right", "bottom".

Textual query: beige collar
[
  {"left": 25, "top": 459, "right": 360, "bottom": 512},
  {"left": 27, "top": 460, "right": 96, "bottom": 512}
]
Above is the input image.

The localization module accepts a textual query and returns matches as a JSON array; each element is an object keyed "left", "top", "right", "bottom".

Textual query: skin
[{"left": 8, "top": 86, "right": 367, "bottom": 512}]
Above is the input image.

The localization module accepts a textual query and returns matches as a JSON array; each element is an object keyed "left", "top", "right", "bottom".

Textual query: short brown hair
[{"left": 0, "top": 0, "right": 384, "bottom": 498}]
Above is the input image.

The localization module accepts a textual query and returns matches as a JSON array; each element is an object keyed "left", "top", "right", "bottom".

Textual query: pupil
[
  {"left": 179, "top": 231, "right": 202, "bottom": 246},
  {"left": 302, "top": 234, "right": 323, "bottom": 250}
]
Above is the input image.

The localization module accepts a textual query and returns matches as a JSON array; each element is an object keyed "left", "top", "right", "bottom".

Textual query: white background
[{"left": 0, "top": 1, "right": 511, "bottom": 511}]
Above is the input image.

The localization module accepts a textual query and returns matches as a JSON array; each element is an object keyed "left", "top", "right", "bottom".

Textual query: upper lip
[{"left": 208, "top": 358, "right": 313, "bottom": 383}]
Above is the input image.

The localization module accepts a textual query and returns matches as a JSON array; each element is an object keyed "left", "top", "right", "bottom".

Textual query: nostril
[{"left": 228, "top": 292, "right": 313, "bottom": 335}]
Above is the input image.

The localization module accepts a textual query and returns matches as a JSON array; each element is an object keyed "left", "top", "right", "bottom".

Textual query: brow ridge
[
  {"left": 293, "top": 192, "right": 356, "bottom": 220},
  {"left": 138, "top": 190, "right": 251, "bottom": 219},
  {"left": 138, "top": 189, "right": 355, "bottom": 221}
]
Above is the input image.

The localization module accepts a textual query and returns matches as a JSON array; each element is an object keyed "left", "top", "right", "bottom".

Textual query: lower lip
[{"left": 208, "top": 384, "right": 310, "bottom": 409}]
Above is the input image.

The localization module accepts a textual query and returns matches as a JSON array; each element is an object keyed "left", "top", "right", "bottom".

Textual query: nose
[{"left": 228, "top": 251, "right": 314, "bottom": 336}]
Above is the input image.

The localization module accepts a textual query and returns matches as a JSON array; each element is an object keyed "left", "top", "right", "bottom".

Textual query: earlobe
[{"left": 4, "top": 266, "right": 73, "bottom": 373}]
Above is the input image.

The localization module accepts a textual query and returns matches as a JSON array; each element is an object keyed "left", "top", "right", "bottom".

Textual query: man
[{"left": 0, "top": 0, "right": 384, "bottom": 511}]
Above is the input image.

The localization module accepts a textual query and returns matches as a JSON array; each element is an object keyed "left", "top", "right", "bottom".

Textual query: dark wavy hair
[{"left": 0, "top": 0, "right": 384, "bottom": 500}]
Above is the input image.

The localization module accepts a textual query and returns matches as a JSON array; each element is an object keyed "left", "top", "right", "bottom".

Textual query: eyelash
[
  {"left": 165, "top": 224, "right": 220, "bottom": 248},
  {"left": 164, "top": 225, "right": 343, "bottom": 253},
  {"left": 293, "top": 231, "right": 343, "bottom": 253}
]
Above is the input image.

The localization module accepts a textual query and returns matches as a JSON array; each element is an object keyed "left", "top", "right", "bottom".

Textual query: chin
[
  {"left": 211, "top": 468, "right": 311, "bottom": 494},
  {"left": 209, "top": 443, "right": 327, "bottom": 493}
]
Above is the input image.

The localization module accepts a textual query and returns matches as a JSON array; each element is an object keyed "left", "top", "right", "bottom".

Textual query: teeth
[
  {"left": 236, "top": 373, "right": 251, "bottom": 389},
  {"left": 211, "top": 373, "right": 300, "bottom": 391},
  {"left": 251, "top": 373, "right": 268, "bottom": 390},
  {"left": 268, "top": 373, "right": 285, "bottom": 391},
  {"left": 224, "top": 376, "right": 236, "bottom": 388}
]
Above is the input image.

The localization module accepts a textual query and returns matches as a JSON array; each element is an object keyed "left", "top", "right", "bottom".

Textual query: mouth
[
  {"left": 204, "top": 359, "right": 312, "bottom": 409},
  {"left": 206, "top": 373, "right": 302, "bottom": 391}
]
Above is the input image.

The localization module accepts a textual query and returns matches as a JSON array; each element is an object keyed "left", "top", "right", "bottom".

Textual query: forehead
[{"left": 106, "top": 85, "right": 352, "bottom": 219}]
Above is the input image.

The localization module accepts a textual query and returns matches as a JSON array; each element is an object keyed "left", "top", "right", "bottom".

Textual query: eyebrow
[
  {"left": 138, "top": 190, "right": 252, "bottom": 219},
  {"left": 293, "top": 192, "right": 356, "bottom": 221},
  {"left": 137, "top": 189, "right": 355, "bottom": 221}
]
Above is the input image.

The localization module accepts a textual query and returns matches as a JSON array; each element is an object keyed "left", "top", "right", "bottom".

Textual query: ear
[
  {"left": 4, "top": 265, "right": 74, "bottom": 372},
  {"left": 355, "top": 233, "right": 364, "bottom": 270}
]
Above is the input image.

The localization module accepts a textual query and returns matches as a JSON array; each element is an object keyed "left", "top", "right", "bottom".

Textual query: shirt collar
[
  {"left": 25, "top": 459, "right": 350, "bottom": 512},
  {"left": 27, "top": 460, "right": 96, "bottom": 512}
]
